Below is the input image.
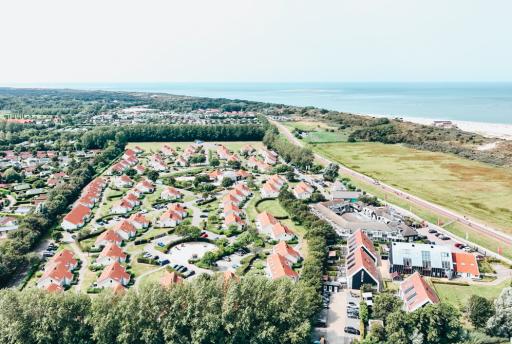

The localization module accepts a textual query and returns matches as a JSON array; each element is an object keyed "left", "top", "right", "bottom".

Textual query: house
[
  {"left": 208, "top": 169, "right": 223, "bottom": 183},
  {"left": 168, "top": 203, "right": 187, "bottom": 218},
  {"left": 160, "top": 271, "right": 183, "bottom": 287},
  {"left": 123, "top": 149, "right": 137, "bottom": 160},
  {"left": 110, "top": 200, "right": 133, "bottom": 214},
  {"left": 161, "top": 144, "right": 176, "bottom": 157},
  {"left": 223, "top": 193, "right": 242, "bottom": 206},
  {"left": 96, "top": 262, "right": 131, "bottom": 288},
  {"left": 149, "top": 154, "right": 167, "bottom": 171},
  {"left": 48, "top": 249, "right": 78, "bottom": 271},
  {"left": 389, "top": 242, "right": 454, "bottom": 278},
  {"left": 161, "top": 187, "right": 182, "bottom": 200},
  {"left": 240, "top": 144, "right": 255, "bottom": 155},
  {"left": 256, "top": 211, "right": 278, "bottom": 233},
  {"left": 260, "top": 149, "right": 278, "bottom": 165},
  {"left": 136, "top": 179, "right": 155, "bottom": 193},
  {"left": 347, "top": 229, "right": 379, "bottom": 264},
  {"left": 113, "top": 220, "right": 137, "bottom": 240},
  {"left": 123, "top": 193, "right": 141, "bottom": 207},
  {"left": 129, "top": 213, "right": 150, "bottom": 230},
  {"left": 270, "top": 222, "right": 295, "bottom": 241},
  {"left": 37, "top": 263, "right": 73, "bottom": 289},
  {"left": 159, "top": 210, "right": 182, "bottom": 227},
  {"left": 95, "top": 229, "right": 123, "bottom": 247},
  {"left": 346, "top": 247, "right": 381, "bottom": 291},
  {"left": 133, "top": 145, "right": 145, "bottom": 154},
  {"left": 293, "top": 181, "right": 314, "bottom": 200},
  {"left": 114, "top": 175, "right": 134, "bottom": 188},
  {"left": 77, "top": 194, "right": 95, "bottom": 208},
  {"left": 266, "top": 253, "right": 298, "bottom": 282},
  {"left": 97, "top": 243, "right": 127, "bottom": 265},
  {"left": 234, "top": 183, "right": 251, "bottom": 197},
  {"left": 217, "top": 145, "right": 231, "bottom": 160},
  {"left": 223, "top": 213, "right": 245, "bottom": 230},
  {"left": 399, "top": 272, "right": 440, "bottom": 312},
  {"left": 175, "top": 156, "right": 188, "bottom": 167},
  {"left": 261, "top": 182, "right": 280, "bottom": 198},
  {"left": 222, "top": 203, "right": 241, "bottom": 218},
  {"left": 134, "top": 165, "right": 145, "bottom": 174},
  {"left": 45, "top": 283, "right": 64, "bottom": 293},
  {"left": 452, "top": 252, "right": 480, "bottom": 279},
  {"left": 236, "top": 170, "right": 251, "bottom": 180},
  {"left": 274, "top": 241, "right": 301, "bottom": 264},
  {"left": 62, "top": 204, "right": 92, "bottom": 231}
]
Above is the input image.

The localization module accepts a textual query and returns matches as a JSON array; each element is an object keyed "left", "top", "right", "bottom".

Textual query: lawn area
[
  {"left": 283, "top": 121, "right": 348, "bottom": 143},
  {"left": 313, "top": 142, "right": 512, "bottom": 234},
  {"left": 433, "top": 279, "right": 511, "bottom": 309},
  {"left": 138, "top": 268, "right": 167, "bottom": 288},
  {"left": 127, "top": 141, "right": 264, "bottom": 153},
  {"left": 256, "top": 199, "right": 288, "bottom": 218}
]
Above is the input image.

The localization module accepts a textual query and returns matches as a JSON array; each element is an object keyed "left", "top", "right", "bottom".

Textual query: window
[
  {"left": 421, "top": 251, "right": 431, "bottom": 269},
  {"left": 441, "top": 260, "right": 451, "bottom": 269},
  {"left": 406, "top": 292, "right": 417, "bottom": 302},
  {"left": 403, "top": 257, "right": 412, "bottom": 267}
]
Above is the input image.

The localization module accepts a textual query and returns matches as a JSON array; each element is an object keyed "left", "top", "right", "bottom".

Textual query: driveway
[{"left": 315, "top": 290, "right": 359, "bottom": 344}]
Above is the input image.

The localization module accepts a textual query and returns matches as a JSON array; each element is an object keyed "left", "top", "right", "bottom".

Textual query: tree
[
  {"left": 486, "top": 287, "right": 512, "bottom": 338},
  {"left": 221, "top": 177, "right": 234, "bottom": 188},
  {"left": 125, "top": 168, "right": 137, "bottom": 177},
  {"left": 146, "top": 170, "right": 159, "bottom": 182},
  {"left": 322, "top": 163, "right": 339, "bottom": 182},
  {"left": 372, "top": 293, "right": 403, "bottom": 323},
  {"left": 210, "top": 158, "right": 220, "bottom": 167},
  {"left": 467, "top": 295, "right": 494, "bottom": 328},
  {"left": 3, "top": 168, "right": 22, "bottom": 183},
  {"left": 412, "top": 303, "right": 463, "bottom": 344}
]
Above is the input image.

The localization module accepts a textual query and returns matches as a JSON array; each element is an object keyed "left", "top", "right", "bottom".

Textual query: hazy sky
[{"left": 1, "top": 0, "right": 511, "bottom": 83}]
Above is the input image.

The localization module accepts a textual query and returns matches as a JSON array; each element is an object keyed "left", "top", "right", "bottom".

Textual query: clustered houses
[
  {"left": 149, "top": 154, "right": 167, "bottom": 171},
  {"left": 62, "top": 177, "right": 107, "bottom": 231},
  {"left": 259, "top": 148, "right": 278, "bottom": 165},
  {"left": 37, "top": 249, "right": 78, "bottom": 292},
  {"left": 47, "top": 172, "right": 69, "bottom": 187},
  {"left": 1, "top": 150, "right": 99, "bottom": 172},
  {"left": 114, "top": 175, "right": 134, "bottom": 188},
  {"left": 217, "top": 145, "right": 231, "bottom": 160},
  {"left": 161, "top": 186, "right": 183, "bottom": 201},
  {"left": 221, "top": 183, "right": 251, "bottom": 230},
  {"left": 159, "top": 203, "right": 188, "bottom": 228},
  {"left": 239, "top": 144, "right": 256, "bottom": 155},
  {"left": 292, "top": 181, "right": 314, "bottom": 200},
  {"left": 389, "top": 242, "right": 480, "bottom": 280},
  {"left": 399, "top": 272, "right": 440, "bottom": 312},
  {"left": 261, "top": 174, "right": 287, "bottom": 198},
  {"left": 346, "top": 229, "right": 382, "bottom": 290},
  {"left": 111, "top": 179, "right": 153, "bottom": 215},
  {"left": 247, "top": 156, "right": 271, "bottom": 173},
  {"left": 160, "top": 144, "right": 176, "bottom": 157},
  {"left": 111, "top": 148, "right": 144, "bottom": 174},
  {"left": 256, "top": 211, "right": 295, "bottom": 241},
  {"left": 267, "top": 251, "right": 299, "bottom": 282}
]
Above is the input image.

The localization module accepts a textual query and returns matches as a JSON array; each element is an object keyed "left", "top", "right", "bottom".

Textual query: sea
[{"left": 19, "top": 82, "right": 512, "bottom": 125}]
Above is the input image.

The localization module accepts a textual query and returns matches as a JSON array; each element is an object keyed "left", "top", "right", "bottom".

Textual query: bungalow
[
  {"left": 123, "top": 149, "right": 137, "bottom": 160},
  {"left": 77, "top": 194, "right": 95, "bottom": 209},
  {"left": 129, "top": 213, "right": 150, "bottom": 230},
  {"left": 234, "top": 183, "right": 251, "bottom": 198},
  {"left": 208, "top": 170, "right": 224, "bottom": 184},
  {"left": 256, "top": 211, "right": 278, "bottom": 233},
  {"left": 240, "top": 144, "right": 255, "bottom": 155},
  {"left": 49, "top": 249, "right": 78, "bottom": 271},
  {"left": 149, "top": 154, "right": 167, "bottom": 171},
  {"left": 133, "top": 145, "right": 144, "bottom": 154},
  {"left": 160, "top": 271, "right": 183, "bottom": 287},
  {"left": 45, "top": 283, "right": 64, "bottom": 293},
  {"left": 217, "top": 145, "right": 231, "bottom": 160},
  {"left": 95, "top": 229, "right": 123, "bottom": 247},
  {"left": 270, "top": 222, "right": 295, "bottom": 241},
  {"left": 261, "top": 182, "right": 280, "bottom": 198},
  {"left": 274, "top": 241, "right": 301, "bottom": 264},
  {"left": 136, "top": 179, "right": 155, "bottom": 194},
  {"left": 123, "top": 193, "right": 141, "bottom": 207},
  {"left": 346, "top": 247, "right": 381, "bottom": 291},
  {"left": 266, "top": 253, "right": 298, "bottom": 282},
  {"left": 110, "top": 200, "right": 133, "bottom": 214},
  {"left": 168, "top": 203, "right": 187, "bottom": 218},
  {"left": 37, "top": 263, "right": 73, "bottom": 289},
  {"left": 113, "top": 220, "right": 137, "bottom": 240},
  {"left": 452, "top": 252, "right": 480, "bottom": 279},
  {"left": 134, "top": 165, "right": 145, "bottom": 174},
  {"left": 97, "top": 243, "right": 127, "bottom": 265},
  {"left": 399, "top": 272, "right": 440, "bottom": 312},
  {"left": 223, "top": 213, "right": 245, "bottom": 230},
  {"left": 175, "top": 156, "right": 188, "bottom": 167},
  {"left": 62, "top": 204, "right": 92, "bottom": 231},
  {"left": 161, "top": 187, "right": 182, "bottom": 200},
  {"left": 223, "top": 193, "right": 242, "bottom": 206},
  {"left": 222, "top": 203, "right": 241, "bottom": 218},
  {"left": 112, "top": 161, "right": 128, "bottom": 174},
  {"left": 114, "top": 175, "right": 134, "bottom": 188},
  {"left": 161, "top": 144, "right": 176, "bottom": 157},
  {"left": 236, "top": 170, "right": 251, "bottom": 180},
  {"left": 260, "top": 149, "right": 278, "bottom": 165},
  {"left": 292, "top": 181, "right": 314, "bottom": 200},
  {"left": 96, "top": 262, "right": 131, "bottom": 288},
  {"left": 159, "top": 210, "right": 182, "bottom": 227}
]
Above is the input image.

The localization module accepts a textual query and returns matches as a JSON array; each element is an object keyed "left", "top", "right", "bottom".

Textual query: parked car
[
  {"left": 42, "top": 251, "right": 55, "bottom": 257},
  {"left": 440, "top": 235, "right": 450, "bottom": 240},
  {"left": 344, "top": 327, "right": 360, "bottom": 335},
  {"left": 183, "top": 270, "right": 195, "bottom": 278},
  {"left": 157, "top": 242, "right": 165, "bottom": 247},
  {"left": 428, "top": 229, "right": 437, "bottom": 234},
  {"left": 463, "top": 246, "right": 474, "bottom": 252},
  {"left": 348, "top": 301, "right": 358, "bottom": 308},
  {"left": 159, "top": 259, "right": 170, "bottom": 266},
  {"left": 200, "top": 233, "right": 208, "bottom": 238}
]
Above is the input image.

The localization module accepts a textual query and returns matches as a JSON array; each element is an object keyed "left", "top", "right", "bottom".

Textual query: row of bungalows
[
  {"left": 159, "top": 203, "right": 188, "bottom": 227},
  {"left": 62, "top": 177, "right": 108, "bottom": 231},
  {"left": 261, "top": 174, "right": 287, "bottom": 198},
  {"left": 37, "top": 249, "right": 78, "bottom": 293},
  {"left": 259, "top": 148, "right": 278, "bottom": 165},
  {"left": 256, "top": 211, "right": 295, "bottom": 241},
  {"left": 209, "top": 169, "right": 252, "bottom": 184},
  {"left": 247, "top": 156, "right": 271, "bottom": 173},
  {"left": 161, "top": 144, "right": 176, "bottom": 157},
  {"left": 266, "top": 241, "right": 302, "bottom": 282},
  {"left": 174, "top": 144, "right": 202, "bottom": 168},
  {"left": 46, "top": 171, "right": 69, "bottom": 187},
  {"left": 111, "top": 148, "right": 144, "bottom": 174},
  {"left": 389, "top": 242, "right": 480, "bottom": 279},
  {"left": 149, "top": 154, "right": 167, "bottom": 171},
  {"left": 111, "top": 179, "right": 154, "bottom": 214},
  {"left": 292, "top": 181, "right": 315, "bottom": 200},
  {"left": 221, "top": 183, "right": 252, "bottom": 230},
  {"left": 95, "top": 213, "right": 149, "bottom": 248},
  {"left": 346, "top": 229, "right": 382, "bottom": 291}
]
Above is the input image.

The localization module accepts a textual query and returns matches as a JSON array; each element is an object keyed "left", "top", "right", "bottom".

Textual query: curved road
[{"left": 272, "top": 120, "right": 512, "bottom": 251}]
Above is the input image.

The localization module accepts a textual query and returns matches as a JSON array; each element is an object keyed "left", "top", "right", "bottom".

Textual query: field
[
  {"left": 127, "top": 141, "right": 264, "bottom": 152},
  {"left": 283, "top": 121, "right": 348, "bottom": 143},
  {"left": 313, "top": 142, "right": 512, "bottom": 235},
  {"left": 256, "top": 199, "right": 289, "bottom": 218},
  {"left": 433, "top": 279, "right": 511, "bottom": 309}
]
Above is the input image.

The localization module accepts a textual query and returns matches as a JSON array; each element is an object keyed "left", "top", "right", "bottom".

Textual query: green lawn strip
[
  {"left": 256, "top": 199, "right": 288, "bottom": 218},
  {"left": 433, "top": 279, "right": 511, "bottom": 309}
]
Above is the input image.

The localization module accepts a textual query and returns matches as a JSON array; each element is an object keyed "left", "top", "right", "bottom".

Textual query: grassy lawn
[
  {"left": 283, "top": 121, "right": 348, "bottom": 143},
  {"left": 313, "top": 142, "right": 512, "bottom": 234},
  {"left": 256, "top": 199, "right": 288, "bottom": 218},
  {"left": 138, "top": 268, "right": 166, "bottom": 288},
  {"left": 127, "top": 141, "right": 264, "bottom": 153},
  {"left": 433, "top": 279, "right": 511, "bottom": 309}
]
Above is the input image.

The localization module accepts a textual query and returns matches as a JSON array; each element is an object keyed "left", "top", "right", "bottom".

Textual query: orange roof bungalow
[
  {"left": 255, "top": 211, "right": 278, "bottom": 233},
  {"left": 222, "top": 203, "right": 241, "bottom": 218},
  {"left": 110, "top": 199, "right": 134, "bottom": 215},
  {"left": 48, "top": 249, "right": 78, "bottom": 271},
  {"left": 266, "top": 253, "right": 298, "bottom": 282},
  {"left": 97, "top": 243, "right": 127, "bottom": 266},
  {"left": 261, "top": 182, "right": 280, "bottom": 198},
  {"left": 292, "top": 181, "right": 314, "bottom": 200},
  {"left": 346, "top": 247, "right": 381, "bottom": 291},
  {"left": 273, "top": 241, "right": 301, "bottom": 264},
  {"left": 161, "top": 144, "right": 176, "bottom": 157},
  {"left": 123, "top": 149, "right": 137, "bottom": 159},
  {"left": 270, "top": 223, "right": 295, "bottom": 241},
  {"left": 95, "top": 229, "right": 123, "bottom": 248},
  {"left": 136, "top": 179, "right": 155, "bottom": 194},
  {"left": 161, "top": 186, "right": 183, "bottom": 201},
  {"left": 223, "top": 213, "right": 246, "bottom": 230},
  {"left": 234, "top": 183, "right": 252, "bottom": 197},
  {"left": 114, "top": 175, "right": 134, "bottom": 188},
  {"left": 133, "top": 145, "right": 145, "bottom": 154},
  {"left": 96, "top": 262, "right": 131, "bottom": 289},
  {"left": 159, "top": 210, "right": 183, "bottom": 228},
  {"left": 37, "top": 263, "right": 74, "bottom": 289},
  {"left": 160, "top": 271, "right": 183, "bottom": 288},
  {"left": 240, "top": 144, "right": 255, "bottom": 155},
  {"left": 129, "top": 213, "right": 150, "bottom": 230},
  {"left": 45, "top": 283, "right": 64, "bottom": 293},
  {"left": 399, "top": 272, "right": 440, "bottom": 312},
  {"left": 113, "top": 220, "right": 137, "bottom": 240},
  {"left": 236, "top": 169, "right": 251, "bottom": 179},
  {"left": 61, "top": 204, "right": 92, "bottom": 231},
  {"left": 452, "top": 252, "right": 480, "bottom": 279},
  {"left": 168, "top": 203, "right": 187, "bottom": 218}
]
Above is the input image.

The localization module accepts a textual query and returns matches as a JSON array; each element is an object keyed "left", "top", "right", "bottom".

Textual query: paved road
[{"left": 272, "top": 120, "right": 512, "bottom": 253}]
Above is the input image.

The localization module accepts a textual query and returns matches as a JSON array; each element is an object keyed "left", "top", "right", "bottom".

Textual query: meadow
[
  {"left": 313, "top": 142, "right": 512, "bottom": 234},
  {"left": 433, "top": 279, "right": 511, "bottom": 309},
  {"left": 127, "top": 141, "right": 264, "bottom": 152}
]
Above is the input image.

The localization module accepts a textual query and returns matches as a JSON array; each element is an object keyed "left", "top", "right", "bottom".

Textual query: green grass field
[
  {"left": 313, "top": 142, "right": 512, "bottom": 235},
  {"left": 283, "top": 121, "right": 348, "bottom": 143},
  {"left": 256, "top": 199, "right": 289, "bottom": 218},
  {"left": 127, "top": 141, "right": 263, "bottom": 153},
  {"left": 433, "top": 279, "right": 511, "bottom": 309}
]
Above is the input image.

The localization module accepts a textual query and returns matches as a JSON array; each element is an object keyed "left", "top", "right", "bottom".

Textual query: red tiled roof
[
  {"left": 98, "top": 262, "right": 130, "bottom": 284},
  {"left": 347, "top": 247, "right": 380, "bottom": 284},
  {"left": 63, "top": 204, "right": 91, "bottom": 225},
  {"left": 274, "top": 241, "right": 301, "bottom": 260},
  {"left": 267, "top": 253, "right": 298, "bottom": 280},
  {"left": 256, "top": 211, "right": 278, "bottom": 227},
  {"left": 95, "top": 229, "right": 122, "bottom": 245},
  {"left": 400, "top": 272, "right": 440, "bottom": 312},
  {"left": 99, "top": 243, "right": 127, "bottom": 260},
  {"left": 452, "top": 252, "right": 480, "bottom": 276}
]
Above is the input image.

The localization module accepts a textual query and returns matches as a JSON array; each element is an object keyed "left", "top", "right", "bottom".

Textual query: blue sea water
[{"left": 28, "top": 82, "right": 512, "bottom": 124}]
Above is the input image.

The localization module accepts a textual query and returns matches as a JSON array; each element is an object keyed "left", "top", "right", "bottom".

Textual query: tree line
[{"left": 0, "top": 274, "right": 320, "bottom": 344}]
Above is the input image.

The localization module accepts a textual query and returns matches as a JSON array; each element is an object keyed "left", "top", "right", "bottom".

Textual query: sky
[{"left": 1, "top": 0, "right": 511, "bottom": 84}]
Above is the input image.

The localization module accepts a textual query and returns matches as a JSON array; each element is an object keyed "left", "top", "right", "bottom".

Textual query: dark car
[
  {"left": 159, "top": 259, "right": 170, "bottom": 266},
  {"left": 440, "top": 235, "right": 450, "bottom": 240},
  {"left": 344, "top": 327, "right": 360, "bottom": 335},
  {"left": 428, "top": 229, "right": 437, "bottom": 234},
  {"left": 183, "top": 270, "right": 196, "bottom": 278}
]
